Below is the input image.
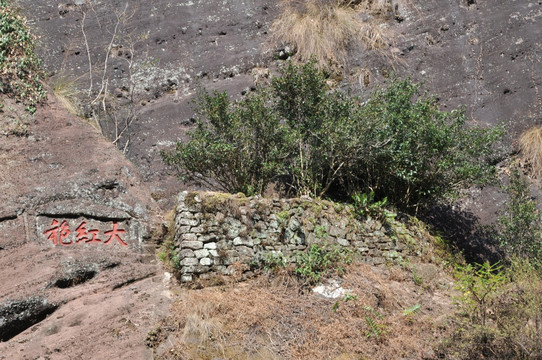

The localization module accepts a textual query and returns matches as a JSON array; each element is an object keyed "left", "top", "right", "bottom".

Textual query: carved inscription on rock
[{"left": 37, "top": 217, "right": 129, "bottom": 247}]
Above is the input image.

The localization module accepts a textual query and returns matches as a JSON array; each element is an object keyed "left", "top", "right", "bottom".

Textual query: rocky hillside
[
  {"left": 0, "top": 91, "right": 175, "bottom": 358},
  {"left": 0, "top": 0, "right": 541, "bottom": 359}
]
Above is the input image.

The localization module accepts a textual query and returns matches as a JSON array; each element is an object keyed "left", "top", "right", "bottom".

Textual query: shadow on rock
[
  {"left": 0, "top": 297, "right": 58, "bottom": 342},
  {"left": 422, "top": 205, "right": 503, "bottom": 265}
]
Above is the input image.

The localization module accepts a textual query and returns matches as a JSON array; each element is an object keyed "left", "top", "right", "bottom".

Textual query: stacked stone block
[{"left": 174, "top": 191, "right": 425, "bottom": 282}]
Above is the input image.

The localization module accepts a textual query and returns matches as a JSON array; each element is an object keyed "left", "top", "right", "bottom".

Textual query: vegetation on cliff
[
  {"left": 162, "top": 60, "right": 504, "bottom": 212},
  {"left": 0, "top": 0, "right": 45, "bottom": 112},
  {"left": 270, "top": 0, "right": 400, "bottom": 71}
]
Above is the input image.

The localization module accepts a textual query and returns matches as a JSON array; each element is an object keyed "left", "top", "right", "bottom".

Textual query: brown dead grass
[
  {"left": 182, "top": 302, "right": 225, "bottom": 348},
  {"left": 269, "top": 0, "right": 404, "bottom": 71},
  {"left": 50, "top": 74, "right": 82, "bottom": 116},
  {"left": 519, "top": 126, "right": 542, "bottom": 178},
  {"left": 154, "top": 261, "right": 456, "bottom": 360}
]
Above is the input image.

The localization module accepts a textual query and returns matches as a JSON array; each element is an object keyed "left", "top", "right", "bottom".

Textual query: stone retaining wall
[{"left": 173, "top": 191, "right": 429, "bottom": 282}]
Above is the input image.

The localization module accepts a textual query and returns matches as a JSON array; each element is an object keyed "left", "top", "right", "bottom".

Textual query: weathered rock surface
[
  {"left": 0, "top": 95, "right": 171, "bottom": 359},
  {"left": 0, "top": 0, "right": 539, "bottom": 357},
  {"left": 389, "top": 1, "right": 541, "bottom": 131},
  {"left": 0, "top": 93, "right": 157, "bottom": 249},
  {"left": 16, "top": 1, "right": 541, "bottom": 214},
  {"left": 17, "top": 0, "right": 277, "bottom": 208},
  {"left": 0, "top": 297, "right": 58, "bottom": 342}
]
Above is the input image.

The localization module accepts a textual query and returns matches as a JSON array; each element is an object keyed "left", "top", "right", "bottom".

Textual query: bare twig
[
  {"left": 80, "top": 9, "right": 93, "bottom": 96},
  {"left": 91, "top": 3, "right": 127, "bottom": 106},
  {"left": 78, "top": 1, "right": 140, "bottom": 148}
]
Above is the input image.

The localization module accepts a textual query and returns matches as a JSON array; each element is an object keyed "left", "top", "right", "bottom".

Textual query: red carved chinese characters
[
  {"left": 44, "top": 219, "right": 127, "bottom": 247},
  {"left": 104, "top": 222, "right": 127, "bottom": 246},
  {"left": 86, "top": 229, "right": 102, "bottom": 243},
  {"left": 43, "top": 219, "right": 60, "bottom": 245},
  {"left": 59, "top": 220, "right": 72, "bottom": 245},
  {"left": 75, "top": 222, "right": 89, "bottom": 243},
  {"left": 43, "top": 220, "right": 72, "bottom": 246}
]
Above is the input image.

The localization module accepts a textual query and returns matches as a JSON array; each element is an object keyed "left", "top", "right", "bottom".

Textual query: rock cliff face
[
  {"left": 0, "top": 0, "right": 540, "bottom": 357},
  {"left": 0, "top": 92, "right": 157, "bottom": 249},
  {"left": 15, "top": 0, "right": 278, "bottom": 207},
  {"left": 358, "top": 0, "right": 541, "bottom": 130},
  {"left": 17, "top": 0, "right": 541, "bottom": 210}
]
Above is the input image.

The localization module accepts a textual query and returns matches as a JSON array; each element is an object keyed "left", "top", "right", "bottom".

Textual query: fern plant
[
  {"left": 403, "top": 304, "right": 421, "bottom": 317},
  {"left": 295, "top": 244, "right": 352, "bottom": 283},
  {"left": 363, "top": 305, "right": 385, "bottom": 339}
]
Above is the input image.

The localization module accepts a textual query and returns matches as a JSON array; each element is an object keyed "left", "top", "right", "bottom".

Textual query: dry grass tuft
[
  {"left": 520, "top": 126, "right": 542, "bottom": 178},
  {"left": 183, "top": 302, "right": 225, "bottom": 348},
  {"left": 352, "top": 0, "right": 400, "bottom": 16},
  {"left": 269, "top": 0, "right": 401, "bottom": 71},
  {"left": 50, "top": 75, "right": 81, "bottom": 116}
]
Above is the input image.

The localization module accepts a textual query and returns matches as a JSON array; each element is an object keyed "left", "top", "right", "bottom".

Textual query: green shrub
[
  {"left": 157, "top": 239, "right": 180, "bottom": 270},
  {"left": 454, "top": 261, "right": 506, "bottom": 328},
  {"left": 495, "top": 169, "right": 542, "bottom": 266},
  {"left": 444, "top": 259, "right": 542, "bottom": 359},
  {"left": 162, "top": 61, "right": 503, "bottom": 211},
  {"left": 262, "top": 251, "right": 287, "bottom": 272},
  {"left": 0, "top": 0, "right": 45, "bottom": 111},
  {"left": 355, "top": 79, "right": 504, "bottom": 211},
  {"left": 352, "top": 191, "right": 388, "bottom": 219},
  {"left": 162, "top": 88, "right": 292, "bottom": 196},
  {"left": 442, "top": 169, "right": 542, "bottom": 357},
  {"left": 295, "top": 243, "right": 352, "bottom": 283}
]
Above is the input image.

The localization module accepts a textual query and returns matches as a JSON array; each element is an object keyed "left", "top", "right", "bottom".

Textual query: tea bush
[{"left": 162, "top": 60, "right": 504, "bottom": 212}]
